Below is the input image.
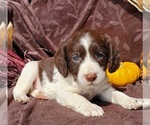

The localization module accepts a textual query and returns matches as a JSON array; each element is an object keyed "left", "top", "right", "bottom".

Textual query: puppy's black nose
[{"left": 85, "top": 73, "right": 97, "bottom": 82}]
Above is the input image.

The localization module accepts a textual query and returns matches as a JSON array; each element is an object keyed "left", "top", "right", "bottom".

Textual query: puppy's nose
[{"left": 85, "top": 73, "right": 97, "bottom": 82}]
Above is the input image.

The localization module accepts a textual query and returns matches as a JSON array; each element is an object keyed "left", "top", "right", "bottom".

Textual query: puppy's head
[{"left": 54, "top": 29, "right": 120, "bottom": 86}]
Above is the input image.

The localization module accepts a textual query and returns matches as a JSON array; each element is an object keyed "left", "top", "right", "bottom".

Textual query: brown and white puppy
[{"left": 13, "top": 29, "right": 150, "bottom": 117}]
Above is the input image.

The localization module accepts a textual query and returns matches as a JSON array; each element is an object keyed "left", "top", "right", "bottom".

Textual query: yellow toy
[{"left": 106, "top": 62, "right": 140, "bottom": 87}]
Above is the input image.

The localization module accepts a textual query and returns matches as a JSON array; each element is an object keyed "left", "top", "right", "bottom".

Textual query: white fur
[
  {"left": 79, "top": 33, "right": 106, "bottom": 86},
  {"left": 13, "top": 33, "right": 150, "bottom": 117}
]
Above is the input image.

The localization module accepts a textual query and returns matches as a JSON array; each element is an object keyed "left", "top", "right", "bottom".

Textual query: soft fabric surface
[
  {"left": 8, "top": 82, "right": 145, "bottom": 125},
  {"left": 9, "top": 82, "right": 150, "bottom": 125},
  {"left": 0, "top": 49, "right": 25, "bottom": 88},
  {"left": 8, "top": 0, "right": 142, "bottom": 63}
]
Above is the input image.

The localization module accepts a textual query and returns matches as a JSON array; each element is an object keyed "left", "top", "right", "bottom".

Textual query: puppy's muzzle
[{"left": 85, "top": 73, "right": 97, "bottom": 82}]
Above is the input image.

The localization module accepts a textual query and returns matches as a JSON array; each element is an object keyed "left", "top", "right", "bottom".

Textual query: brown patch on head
[
  {"left": 65, "top": 32, "right": 87, "bottom": 77},
  {"left": 86, "top": 29, "right": 120, "bottom": 73},
  {"left": 54, "top": 30, "right": 88, "bottom": 78},
  {"left": 88, "top": 31, "right": 110, "bottom": 71},
  {"left": 107, "top": 41, "right": 120, "bottom": 73},
  {"left": 54, "top": 29, "right": 120, "bottom": 78}
]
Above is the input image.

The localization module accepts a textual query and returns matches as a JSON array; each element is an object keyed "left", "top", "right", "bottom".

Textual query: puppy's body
[{"left": 13, "top": 29, "right": 150, "bottom": 117}]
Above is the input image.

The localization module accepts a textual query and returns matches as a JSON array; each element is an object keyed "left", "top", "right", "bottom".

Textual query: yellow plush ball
[{"left": 106, "top": 62, "right": 140, "bottom": 87}]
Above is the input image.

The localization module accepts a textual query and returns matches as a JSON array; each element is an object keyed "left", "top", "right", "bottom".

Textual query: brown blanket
[{"left": 8, "top": 82, "right": 145, "bottom": 125}]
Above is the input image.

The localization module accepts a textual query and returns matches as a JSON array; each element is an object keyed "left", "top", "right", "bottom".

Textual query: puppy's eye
[
  {"left": 96, "top": 52, "right": 104, "bottom": 59},
  {"left": 72, "top": 54, "right": 80, "bottom": 62}
]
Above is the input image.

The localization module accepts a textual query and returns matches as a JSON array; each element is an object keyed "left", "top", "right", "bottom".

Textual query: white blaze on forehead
[
  {"left": 78, "top": 32, "right": 106, "bottom": 85},
  {"left": 80, "top": 32, "right": 94, "bottom": 67},
  {"left": 80, "top": 33, "right": 91, "bottom": 54},
  {"left": 80, "top": 32, "right": 95, "bottom": 64}
]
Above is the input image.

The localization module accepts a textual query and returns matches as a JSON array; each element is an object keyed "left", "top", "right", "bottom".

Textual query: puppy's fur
[{"left": 13, "top": 29, "right": 150, "bottom": 117}]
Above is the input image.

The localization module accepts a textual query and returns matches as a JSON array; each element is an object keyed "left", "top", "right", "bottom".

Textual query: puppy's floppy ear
[
  {"left": 107, "top": 41, "right": 120, "bottom": 73},
  {"left": 54, "top": 45, "right": 68, "bottom": 78}
]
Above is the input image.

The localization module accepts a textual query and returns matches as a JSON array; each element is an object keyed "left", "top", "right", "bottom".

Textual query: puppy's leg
[
  {"left": 13, "top": 61, "right": 38, "bottom": 103},
  {"left": 31, "top": 80, "right": 57, "bottom": 100},
  {"left": 99, "top": 86, "right": 150, "bottom": 110},
  {"left": 57, "top": 92, "right": 104, "bottom": 117},
  {"left": 30, "top": 89, "right": 47, "bottom": 99}
]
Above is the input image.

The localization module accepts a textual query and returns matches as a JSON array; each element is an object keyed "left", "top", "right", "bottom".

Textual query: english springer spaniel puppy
[{"left": 13, "top": 29, "right": 150, "bottom": 117}]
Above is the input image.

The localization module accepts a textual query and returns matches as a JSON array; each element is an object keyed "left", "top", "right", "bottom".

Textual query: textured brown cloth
[
  {"left": 8, "top": 82, "right": 145, "bottom": 125},
  {"left": 8, "top": 0, "right": 142, "bottom": 63}
]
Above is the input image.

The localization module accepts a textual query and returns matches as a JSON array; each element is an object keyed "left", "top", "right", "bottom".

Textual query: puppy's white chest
[
  {"left": 80, "top": 87, "right": 98, "bottom": 100},
  {"left": 77, "top": 80, "right": 108, "bottom": 100}
]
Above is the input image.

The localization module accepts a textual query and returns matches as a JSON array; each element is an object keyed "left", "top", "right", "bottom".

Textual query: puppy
[{"left": 13, "top": 29, "right": 150, "bottom": 117}]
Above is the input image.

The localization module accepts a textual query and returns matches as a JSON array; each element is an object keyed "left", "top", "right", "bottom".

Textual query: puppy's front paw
[
  {"left": 122, "top": 98, "right": 150, "bottom": 110},
  {"left": 13, "top": 93, "right": 30, "bottom": 103},
  {"left": 76, "top": 104, "right": 104, "bottom": 117},
  {"left": 30, "top": 90, "right": 48, "bottom": 99}
]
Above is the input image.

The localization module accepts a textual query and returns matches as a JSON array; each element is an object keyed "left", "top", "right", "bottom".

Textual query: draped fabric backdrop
[{"left": 8, "top": 0, "right": 142, "bottom": 63}]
